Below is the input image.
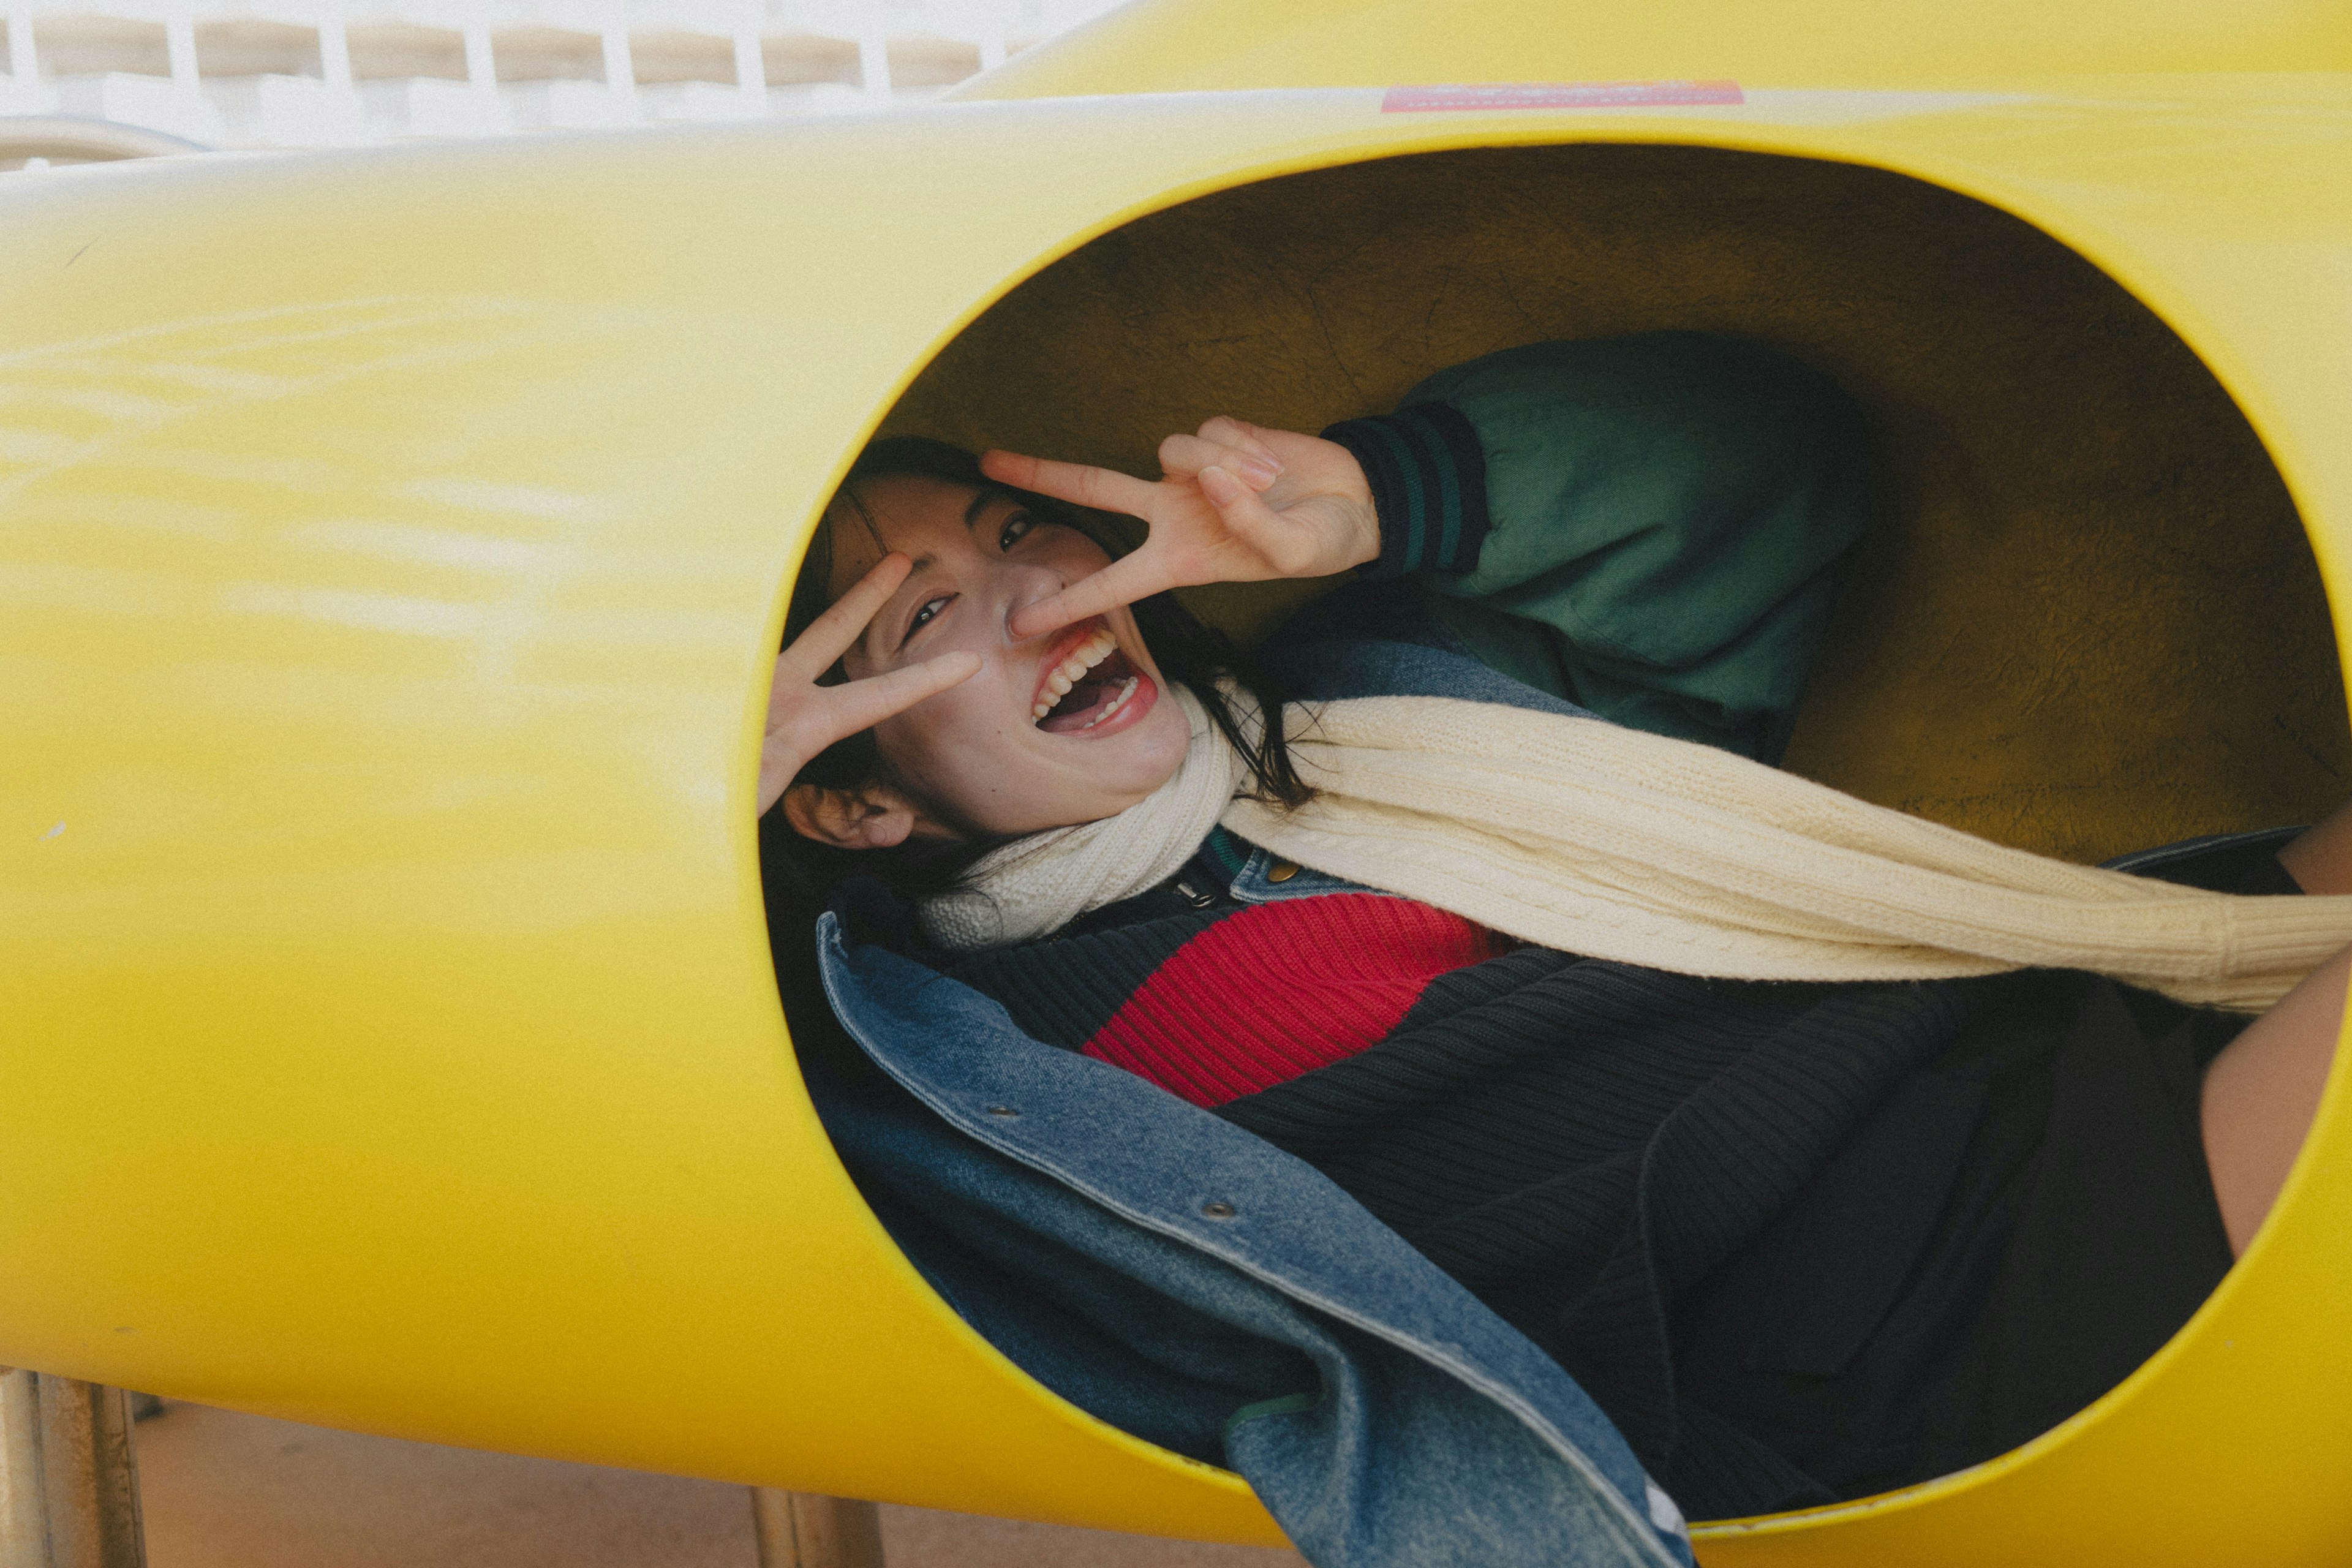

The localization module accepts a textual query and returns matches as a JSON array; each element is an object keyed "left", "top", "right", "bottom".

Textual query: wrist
[{"left": 1317, "top": 403, "right": 1491, "bottom": 581}]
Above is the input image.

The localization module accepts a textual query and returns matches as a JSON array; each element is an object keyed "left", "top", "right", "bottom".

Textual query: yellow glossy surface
[
  {"left": 967, "top": 0, "right": 2352, "bottom": 97},
  {"left": 3, "top": 36, "right": 2351, "bottom": 1568}
]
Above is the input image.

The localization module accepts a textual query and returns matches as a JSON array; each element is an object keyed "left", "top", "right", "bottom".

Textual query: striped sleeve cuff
[{"left": 1317, "top": 401, "right": 1490, "bottom": 579}]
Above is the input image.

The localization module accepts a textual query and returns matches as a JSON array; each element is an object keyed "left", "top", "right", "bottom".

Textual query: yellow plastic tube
[{"left": 4, "top": 9, "right": 2351, "bottom": 1561}]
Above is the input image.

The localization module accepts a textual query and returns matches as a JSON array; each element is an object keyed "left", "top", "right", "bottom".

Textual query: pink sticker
[{"left": 1382, "top": 81, "right": 1744, "bottom": 113}]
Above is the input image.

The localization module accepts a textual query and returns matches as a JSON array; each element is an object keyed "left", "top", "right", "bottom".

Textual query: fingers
[
  {"left": 1195, "top": 463, "right": 1318, "bottom": 576},
  {"left": 980, "top": 449, "right": 1160, "bottom": 519},
  {"left": 1196, "top": 416, "right": 1283, "bottom": 467},
  {"left": 812, "top": 649, "right": 981, "bottom": 747},
  {"left": 1158, "top": 432, "right": 1281, "bottom": 489},
  {"left": 778, "top": 551, "right": 910, "bottom": 680},
  {"left": 759, "top": 643, "right": 978, "bottom": 817},
  {"left": 1008, "top": 552, "right": 1172, "bottom": 641}
]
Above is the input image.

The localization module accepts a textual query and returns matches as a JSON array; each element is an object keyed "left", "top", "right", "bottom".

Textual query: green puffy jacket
[{"left": 1322, "top": 332, "right": 1869, "bottom": 764}]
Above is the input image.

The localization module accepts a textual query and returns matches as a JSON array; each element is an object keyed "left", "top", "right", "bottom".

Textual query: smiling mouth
[{"left": 1032, "top": 623, "right": 1146, "bottom": 733}]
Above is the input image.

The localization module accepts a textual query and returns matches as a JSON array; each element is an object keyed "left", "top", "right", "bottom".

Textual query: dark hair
[{"left": 773, "top": 435, "right": 1310, "bottom": 907}]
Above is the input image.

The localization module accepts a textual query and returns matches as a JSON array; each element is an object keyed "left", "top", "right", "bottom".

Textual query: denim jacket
[{"left": 808, "top": 627, "right": 1701, "bottom": 1568}]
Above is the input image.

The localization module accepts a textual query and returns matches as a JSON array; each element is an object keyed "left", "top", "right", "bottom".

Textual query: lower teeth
[{"left": 1078, "top": 675, "right": 1139, "bottom": 730}]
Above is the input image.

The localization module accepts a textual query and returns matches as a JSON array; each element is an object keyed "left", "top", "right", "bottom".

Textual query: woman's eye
[
  {"left": 998, "top": 513, "right": 1035, "bottom": 552},
  {"left": 909, "top": 596, "right": 951, "bottom": 636}
]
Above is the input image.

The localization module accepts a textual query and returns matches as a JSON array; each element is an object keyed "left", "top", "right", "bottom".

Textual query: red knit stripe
[{"left": 1083, "top": 895, "right": 1512, "bottom": 1107}]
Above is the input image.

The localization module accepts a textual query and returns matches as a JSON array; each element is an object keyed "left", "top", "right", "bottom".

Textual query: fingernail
[{"left": 1240, "top": 455, "right": 1282, "bottom": 487}]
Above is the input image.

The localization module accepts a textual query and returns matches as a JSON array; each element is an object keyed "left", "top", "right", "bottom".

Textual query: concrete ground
[{"left": 134, "top": 1401, "right": 1306, "bottom": 1568}]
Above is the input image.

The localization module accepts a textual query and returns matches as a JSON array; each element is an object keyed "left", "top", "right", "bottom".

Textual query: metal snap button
[
  {"left": 1200, "top": 1200, "right": 1237, "bottom": 1219},
  {"left": 1266, "top": 860, "right": 1300, "bottom": 883}
]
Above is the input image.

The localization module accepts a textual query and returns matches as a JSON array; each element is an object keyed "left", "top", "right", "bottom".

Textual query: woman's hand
[
  {"left": 985, "top": 417, "right": 1378, "bottom": 641},
  {"left": 756, "top": 554, "right": 979, "bottom": 817}
]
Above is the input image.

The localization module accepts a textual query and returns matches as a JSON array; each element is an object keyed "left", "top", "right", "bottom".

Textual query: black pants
[{"left": 1670, "top": 831, "right": 2303, "bottom": 1510}]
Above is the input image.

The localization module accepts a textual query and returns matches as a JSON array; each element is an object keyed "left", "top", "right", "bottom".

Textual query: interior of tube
[
  {"left": 872, "top": 143, "right": 2348, "bottom": 858},
  {"left": 761, "top": 141, "right": 2349, "bottom": 1512}
]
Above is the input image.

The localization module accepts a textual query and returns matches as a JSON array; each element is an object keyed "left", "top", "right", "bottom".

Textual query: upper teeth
[{"left": 1032, "top": 627, "right": 1118, "bottom": 720}]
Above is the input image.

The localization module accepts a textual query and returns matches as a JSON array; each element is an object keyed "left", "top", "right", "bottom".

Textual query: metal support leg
[
  {"left": 749, "top": 1488, "right": 884, "bottom": 1568},
  {"left": 0, "top": 1371, "right": 148, "bottom": 1568}
]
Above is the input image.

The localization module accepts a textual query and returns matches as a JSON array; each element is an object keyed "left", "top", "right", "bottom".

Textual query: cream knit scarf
[{"left": 918, "top": 685, "right": 2352, "bottom": 1012}]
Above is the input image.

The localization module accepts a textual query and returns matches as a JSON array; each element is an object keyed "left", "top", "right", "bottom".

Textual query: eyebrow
[{"left": 904, "top": 489, "right": 1008, "bottom": 571}]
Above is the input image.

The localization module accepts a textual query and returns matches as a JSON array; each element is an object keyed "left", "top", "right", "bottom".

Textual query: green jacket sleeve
[{"left": 1319, "top": 333, "right": 1868, "bottom": 763}]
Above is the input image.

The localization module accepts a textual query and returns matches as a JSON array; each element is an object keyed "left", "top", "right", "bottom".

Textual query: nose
[{"left": 1001, "top": 567, "right": 1068, "bottom": 646}]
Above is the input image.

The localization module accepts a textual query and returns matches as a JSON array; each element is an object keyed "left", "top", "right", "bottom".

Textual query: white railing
[{"left": 0, "top": 0, "right": 1118, "bottom": 149}]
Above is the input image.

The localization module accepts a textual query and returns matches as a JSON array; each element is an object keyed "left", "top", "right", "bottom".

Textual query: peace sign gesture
[
  {"left": 985, "top": 417, "right": 1379, "bottom": 642},
  {"left": 756, "top": 553, "right": 979, "bottom": 817}
]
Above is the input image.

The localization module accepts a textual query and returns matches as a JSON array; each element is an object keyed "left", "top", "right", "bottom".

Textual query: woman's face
[{"left": 824, "top": 474, "right": 1192, "bottom": 837}]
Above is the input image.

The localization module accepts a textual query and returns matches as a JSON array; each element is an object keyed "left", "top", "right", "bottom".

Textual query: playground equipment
[{"left": 4, "top": 1, "right": 2351, "bottom": 1562}]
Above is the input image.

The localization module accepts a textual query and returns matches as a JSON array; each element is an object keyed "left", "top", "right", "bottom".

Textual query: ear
[{"left": 780, "top": 781, "right": 923, "bottom": 850}]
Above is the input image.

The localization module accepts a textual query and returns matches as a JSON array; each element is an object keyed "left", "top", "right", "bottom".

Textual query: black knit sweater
[
  {"left": 924, "top": 828, "right": 2286, "bottom": 1517},
  {"left": 932, "top": 824, "right": 1982, "bottom": 1513}
]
